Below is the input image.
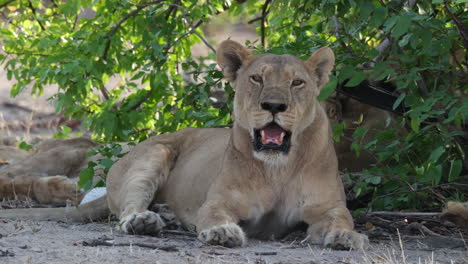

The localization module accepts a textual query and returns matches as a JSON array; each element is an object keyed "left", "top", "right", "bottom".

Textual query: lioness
[{"left": 0, "top": 40, "right": 368, "bottom": 249}]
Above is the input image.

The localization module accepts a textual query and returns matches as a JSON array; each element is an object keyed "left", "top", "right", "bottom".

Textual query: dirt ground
[{"left": 0, "top": 216, "right": 466, "bottom": 264}]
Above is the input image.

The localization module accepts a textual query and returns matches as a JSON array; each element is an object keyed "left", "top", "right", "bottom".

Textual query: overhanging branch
[
  {"left": 260, "top": 0, "right": 272, "bottom": 48},
  {"left": 102, "top": 0, "right": 165, "bottom": 60},
  {"left": 444, "top": 1, "right": 468, "bottom": 52}
]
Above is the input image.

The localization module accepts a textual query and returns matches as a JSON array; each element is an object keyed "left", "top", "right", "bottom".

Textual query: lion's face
[{"left": 217, "top": 40, "right": 334, "bottom": 163}]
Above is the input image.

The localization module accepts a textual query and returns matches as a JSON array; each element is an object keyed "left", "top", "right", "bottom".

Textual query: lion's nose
[{"left": 261, "top": 102, "right": 288, "bottom": 114}]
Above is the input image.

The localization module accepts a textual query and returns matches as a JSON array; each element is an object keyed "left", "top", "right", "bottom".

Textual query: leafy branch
[
  {"left": 0, "top": 0, "right": 15, "bottom": 9},
  {"left": 26, "top": 0, "right": 45, "bottom": 31},
  {"left": 260, "top": 0, "right": 272, "bottom": 48},
  {"left": 102, "top": 0, "right": 165, "bottom": 60},
  {"left": 444, "top": 0, "right": 468, "bottom": 52}
]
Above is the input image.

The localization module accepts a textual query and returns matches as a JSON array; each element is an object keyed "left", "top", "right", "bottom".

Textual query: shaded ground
[
  {"left": 0, "top": 200, "right": 467, "bottom": 264},
  {"left": 0, "top": 217, "right": 467, "bottom": 264}
]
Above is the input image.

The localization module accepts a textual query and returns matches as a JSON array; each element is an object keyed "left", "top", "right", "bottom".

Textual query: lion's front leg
[
  {"left": 196, "top": 194, "right": 254, "bottom": 247},
  {"left": 304, "top": 206, "right": 369, "bottom": 250},
  {"left": 106, "top": 143, "right": 175, "bottom": 236}
]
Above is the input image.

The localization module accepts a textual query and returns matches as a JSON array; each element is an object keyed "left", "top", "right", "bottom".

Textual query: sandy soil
[{"left": 0, "top": 217, "right": 466, "bottom": 264}]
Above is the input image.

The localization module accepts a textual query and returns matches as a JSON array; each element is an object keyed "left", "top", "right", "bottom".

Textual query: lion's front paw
[
  {"left": 198, "top": 223, "right": 246, "bottom": 247},
  {"left": 119, "top": 211, "right": 166, "bottom": 235},
  {"left": 323, "top": 229, "right": 369, "bottom": 250}
]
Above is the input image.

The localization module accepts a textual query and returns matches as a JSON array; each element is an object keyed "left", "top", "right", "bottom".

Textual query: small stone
[{"left": 31, "top": 247, "right": 43, "bottom": 253}]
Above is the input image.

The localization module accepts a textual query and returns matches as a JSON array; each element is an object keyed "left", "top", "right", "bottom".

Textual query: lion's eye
[
  {"left": 292, "top": 79, "right": 305, "bottom": 86},
  {"left": 250, "top": 75, "right": 263, "bottom": 84}
]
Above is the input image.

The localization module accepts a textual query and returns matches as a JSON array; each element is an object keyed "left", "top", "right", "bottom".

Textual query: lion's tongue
[{"left": 260, "top": 124, "right": 285, "bottom": 145}]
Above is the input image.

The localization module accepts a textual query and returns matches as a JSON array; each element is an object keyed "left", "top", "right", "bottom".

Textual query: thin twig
[
  {"left": 27, "top": 0, "right": 45, "bottom": 31},
  {"left": 99, "top": 85, "right": 110, "bottom": 101},
  {"left": 49, "top": 0, "right": 59, "bottom": 9},
  {"left": 164, "top": 0, "right": 179, "bottom": 20},
  {"left": 128, "top": 19, "right": 206, "bottom": 111},
  {"left": 160, "top": 230, "right": 198, "bottom": 237},
  {"left": 444, "top": 0, "right": 468, "bottom": 52},
  {"left": 102, "top": 0, "right": 165, "bottom": 60},
  {"left": 366, "top": 211, "right": 441, "bottom": 218},
  {"left": 191, "top": 24, "right": 216, "bottom": 54},
  {"left": 332, "top": 16, "right": 354, "bottom": 55},
  {"left": 3, "top": 51, "right": 49, "bottom": 57},
  {"left": 247, "top": 16, "right": 263, "bottom": 24},
  {"left": 0, "top": 0, "right": 15, "bottom": 9},
  {"left": 260, "top": 0, "right": 272, "bottom": 48},
  {"left": 82, "top": 239, "right": 179, "bottom": 252},
  {"left": 98, "top": 1, "right": 165, "bottom": 100},
  {"left": 371, "top": 0, "right": 417, "bottom": 64}
]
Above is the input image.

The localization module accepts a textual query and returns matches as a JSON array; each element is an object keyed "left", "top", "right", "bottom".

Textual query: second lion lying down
[{"left": 0, "top": 40, "right": 368, "bottom": 249}]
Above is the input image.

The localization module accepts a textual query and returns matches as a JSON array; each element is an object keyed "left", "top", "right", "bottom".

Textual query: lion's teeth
[
  {"left": 260, "top": 130, "right": 266, "bottom": 143},
  {"left": 279, "top": 132, "right": 285, "bottom": 144}
]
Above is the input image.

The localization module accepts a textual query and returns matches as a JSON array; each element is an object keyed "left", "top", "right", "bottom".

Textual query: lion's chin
[
  {"left": 252, "top": 122, "right": 292, "bottom": 153},
  {"left": 253, "top": 151, "right": 289, "bottom": 166}
]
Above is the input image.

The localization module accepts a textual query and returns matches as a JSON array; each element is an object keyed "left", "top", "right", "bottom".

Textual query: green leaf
[
  {"left": 317, "top": 75, "right": 337, "bottom": 101},
  {"left": 332, "top": 123, "right": 346, "bottom": 142},
  {"left": 345, "top": 71, "right": 366, "bottom": 87},
  {"left": 352, "top": 126, "right": 368, "bottom": 139},
  {"left": 427, "top": 165, "right": 442, "bottom": 185},
  {"left": 398, "top": 33, "right": 412, "bottom": 47},
  {"left": 410, "top": 118, "right": 420, "bottom": 133},
  {"left": 448, "top": 160, "right": 462, "bottom": 182},
  {"left": 338, "top": 65, "right": 355, "bottom": 83},
  {"left": 367, "top": 176, "right": 381, "bottom": 185},
  {"left": 384, "top": 15, "right": 399, "bottom": 32},
  {"left": 78, "top": 167, "right": 95, "bottom": 191},
  {"left": 99, "top": 158, "right": 114, "bottom": 170},
  {"left": 429, "top": 146, "right": 445, "bottom": 162},
  {"left": 360, "top": 2, "right": 374, "bottom": 21},
  {"left": 392, "top": 14, "right": 412, "bottom": 39},
  {"left": 18, "top": 141, "right": 34, "bottom": 151},
  {"left": 393, "top": 93, "right": 406, "bottom": 110},
  {"left": 369, "top": 7, "right": 388, "bottom": 28}
]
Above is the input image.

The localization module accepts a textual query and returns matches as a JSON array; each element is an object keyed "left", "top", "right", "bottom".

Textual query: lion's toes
[
  {"left": 323, "top": 229, "right": 369, "bottom": 250},
  {"left": 198, "top": 223, "right": 246, "bottom": 247},
  {"left": 119, "top": 211, "right": 166, "bottom": 235}
]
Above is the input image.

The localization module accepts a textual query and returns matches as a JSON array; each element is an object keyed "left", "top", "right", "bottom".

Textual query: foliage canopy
[{"left": 1, "top": 0, "right": 467, "bottom": 211}]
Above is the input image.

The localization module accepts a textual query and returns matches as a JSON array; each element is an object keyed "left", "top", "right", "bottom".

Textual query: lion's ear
[
  {"left": 217, "top": 40, "right": 252, "bottom": 82},
  {"left": 306, "top": 47, "right": 335, "bottom": 90}
]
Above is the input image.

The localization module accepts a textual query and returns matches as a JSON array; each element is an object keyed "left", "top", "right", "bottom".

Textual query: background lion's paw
[
  {"left": 198, "top": 223, "right": 246, "bottom": 247},
  {"left": 323, "top": 229, "right": 369, "bottom": 250},
  {"left": 119, "top": 210, "right": 166, "bottom": 235}
]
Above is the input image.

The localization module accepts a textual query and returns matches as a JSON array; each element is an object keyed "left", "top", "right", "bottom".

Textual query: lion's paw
[
  {"left": 119, "top": 211, "right": 166, "bottom": 235},
  {"left": 198, "top": 223, "right": 246, "bottom": 247},
  {"left": 323, "top": 229, "right": 369, "bottom": 250}
]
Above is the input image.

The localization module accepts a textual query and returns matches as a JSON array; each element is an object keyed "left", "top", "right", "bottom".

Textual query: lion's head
[{"left": 217, "top": 40, "right": 335, "bottom": 163}]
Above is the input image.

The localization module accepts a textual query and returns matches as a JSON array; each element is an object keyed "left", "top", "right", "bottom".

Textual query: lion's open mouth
[{"left": 253, "top": 122, "right": 291, "bottom": 153}]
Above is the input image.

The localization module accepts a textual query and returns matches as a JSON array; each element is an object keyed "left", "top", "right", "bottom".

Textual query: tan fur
[
  {"left": 0, "top": 40, "right": 368, "bottom": 249},
  {"left": 0, "top": 146, "right": 30, "bottom": 166},
  {"left": 0, "top": 137, "right": 97, "bottom": 205},
  {"left": 322, "top": 95, "right": 399, "bottom": 172},
  {"left": 441, "top": 201, "right": 468, "bottom": 232}
]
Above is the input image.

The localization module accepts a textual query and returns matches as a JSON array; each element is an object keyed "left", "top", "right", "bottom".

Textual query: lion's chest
[{"left": 241, "top": 181, "right": 306, "bottom": 239}]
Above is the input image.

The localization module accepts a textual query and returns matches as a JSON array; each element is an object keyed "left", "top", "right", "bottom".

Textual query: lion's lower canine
[{"left": 1, "top": 40, "right": 368, "bottom": 249}]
